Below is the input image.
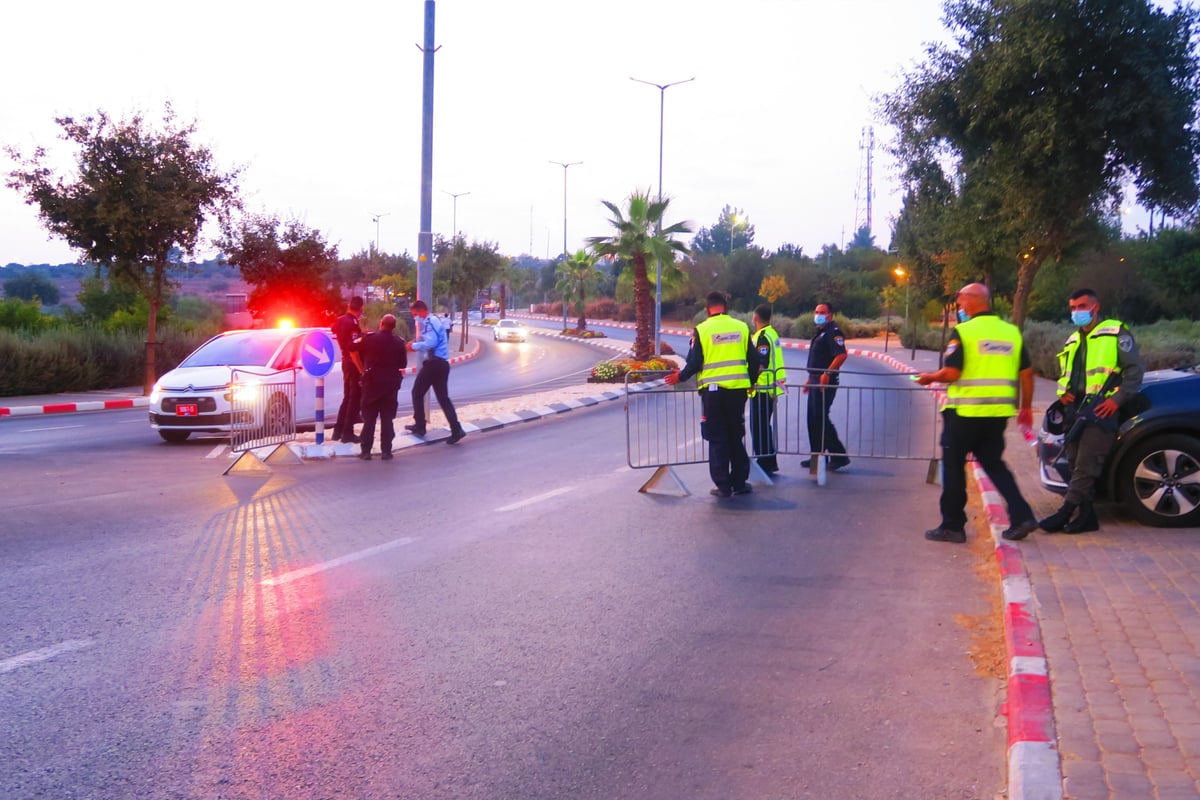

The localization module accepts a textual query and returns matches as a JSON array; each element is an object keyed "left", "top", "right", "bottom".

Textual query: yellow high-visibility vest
[
  {"left": 945, "top": 315, "right": 1022, "bottom": 418},
  {"left": 1057, "top": 319, "right": 1123, "bottom": 398},
  {"left": 696, "top": 314, "right": 752, "bottom": 390},
  {"left": 753, "top": 325, "right": 785, "bottom": 397}
]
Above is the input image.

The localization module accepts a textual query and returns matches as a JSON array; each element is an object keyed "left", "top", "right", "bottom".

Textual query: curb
[
  {"left": 972, "top": 465, "right": 1064, "bottom": 800},
  {"left": 0, "top": 337, "right": 483, "bottom": 418}
]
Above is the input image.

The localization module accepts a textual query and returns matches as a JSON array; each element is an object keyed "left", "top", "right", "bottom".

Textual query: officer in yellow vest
[
  {"left": 916, "top": 283, "right": 1038, "bottom": 543},
  {"left": 749, "top": 304, "right": 785, "bottom": 474},
  {"left": 665, "top": 291, "right": 760, "bottom": 497},
  {"left": 1039, "top": 288, "right": 1144, "bottom": 534}
]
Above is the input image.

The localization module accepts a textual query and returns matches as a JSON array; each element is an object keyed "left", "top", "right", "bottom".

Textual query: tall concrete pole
[{"left": 417, "top": 1, "right": 438, "bottom": 307}]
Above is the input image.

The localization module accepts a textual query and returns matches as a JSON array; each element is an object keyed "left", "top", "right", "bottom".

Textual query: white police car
[{"left": 149, "top": 327, "right": 344, "bottom": 442}]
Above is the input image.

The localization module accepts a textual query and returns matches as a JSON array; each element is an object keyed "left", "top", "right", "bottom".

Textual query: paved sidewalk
[{"left": 842, "top": 335, "right": 1200, "bottom": 800}]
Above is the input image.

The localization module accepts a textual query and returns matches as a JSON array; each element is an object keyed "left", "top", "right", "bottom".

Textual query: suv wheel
[{"left": 1116, "top": 434, "right": 1200, "bottom": 527}]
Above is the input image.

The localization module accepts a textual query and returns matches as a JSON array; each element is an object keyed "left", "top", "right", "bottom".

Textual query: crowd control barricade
[
  {"left": 225, "top": 368, "right": 302, "bottom": 475},
  {"left": 625, "top": 370, "right": 708, "bottom": 494},
  {"left": 775, "top": 366, "right": 942, "bottom": 485}
]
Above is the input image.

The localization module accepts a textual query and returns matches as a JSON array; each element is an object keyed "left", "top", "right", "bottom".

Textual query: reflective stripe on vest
[
  {"left": 1056, "top": 318, "right": 1123, "bottom": 398},
  {"left": 945, "top": 316, "right": 1022, "bottom": 417},
  {"left": 696, "top": 315, "right": 751, "bottom": 389},
  {"left": 754, "top": 325, "right": 785, "bottom": 396}
]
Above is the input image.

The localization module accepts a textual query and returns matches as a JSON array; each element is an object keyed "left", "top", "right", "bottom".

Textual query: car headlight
[
  {"left": 228, "top": 381, "right": 263, "bottom": 405},
  {"left": 149, "top": 385, "right": 164, "bottom": 405}
]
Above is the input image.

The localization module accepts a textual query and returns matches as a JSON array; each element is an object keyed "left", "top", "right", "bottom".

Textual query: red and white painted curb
[
  {"left": 0, "top": 397, "right": 151, "bottom": 417},
  {"left": 973, "top": 468, "right": 1063, "bottom": 800},
  {"left": 0, "top": 338, "right": 483, "bottom": 418}
]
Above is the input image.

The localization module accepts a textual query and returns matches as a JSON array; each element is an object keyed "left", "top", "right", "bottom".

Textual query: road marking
[
  {"left": 260, "top": 537, "right": 419, "bottom": 587},
  {"left": 206, "top": 444, "right": 228, "bottom": 459},
  {"left": 496, "top": 486, "right": 575, "bottom": 512},
  {"left": 0, "top": 638, "right": 96, "bottom": 675},
  {"left": 20, "top": 424, "right": 84, "bottom": 432}
]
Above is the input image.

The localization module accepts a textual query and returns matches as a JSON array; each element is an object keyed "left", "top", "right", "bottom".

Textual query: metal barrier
[
  {"left": 623, "top": 365, "right": 942, "bottom": 492},
  {"left": 775, "top": 366, "right": 942, "bottom": 463},
  {"left": 229, "top": 368, "right": 298, "bottom": 454}
]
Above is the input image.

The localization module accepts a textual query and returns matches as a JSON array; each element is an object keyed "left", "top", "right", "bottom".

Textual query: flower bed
[{"left": 588, "top": 357, "right": 673, "bottom": 383}]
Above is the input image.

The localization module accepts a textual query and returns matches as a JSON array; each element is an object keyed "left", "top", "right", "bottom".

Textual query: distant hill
[{"left": 1, "top": 260, "right": 250, "bottom": 309}]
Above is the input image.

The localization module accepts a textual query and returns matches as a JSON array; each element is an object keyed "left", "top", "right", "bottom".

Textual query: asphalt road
[{"left": 0, "top": 337, "right": 1006, "bottom": 799}]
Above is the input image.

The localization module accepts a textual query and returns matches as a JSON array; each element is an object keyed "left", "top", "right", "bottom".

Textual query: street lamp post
[
  {"left": 371, "top": 212, "right": 390, "bottom": 255},
  {"left": 893, "top": 266, "right": 911, "bottom": 359},
  {"left": 549, "top": 160, "right": 581, "bottom": 331},
  {"left": 442, "top": 191, "right": 469, "bottom": 238},
  {"left": 631, "top": 76, "right": 694, "bottom": 356}
]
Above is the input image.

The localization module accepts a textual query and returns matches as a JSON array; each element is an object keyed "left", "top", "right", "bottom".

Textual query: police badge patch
[
  {"left": 835, "top": 336, "right": 845, "bottom": 346},
  {"left": 1118, "top": 334, "right": 1134, "bottom": 352},
  {"left": 945, "top": 341, "right": 959, "bottom": 357}
]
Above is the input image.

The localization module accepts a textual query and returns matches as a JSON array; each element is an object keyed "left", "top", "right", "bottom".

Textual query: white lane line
[
  {"left": 0, "top": 638, "right": 97, "bottom": 675},
  {"left": 19, "top": 424, "right": 84, "bottom": 432},
  {"left": 496, "top": 486, "right": 575, "bottom": 512},
  {"left": 260, "top": 537, "right": 419, "bottom": 587},
  {"left": 206, "top": 443, "right": 228, "bottom": 459}
]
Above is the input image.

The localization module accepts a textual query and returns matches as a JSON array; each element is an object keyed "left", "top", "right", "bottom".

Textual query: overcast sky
[{"left": 2, "top": 0, "right": 959, "bottom": 267}]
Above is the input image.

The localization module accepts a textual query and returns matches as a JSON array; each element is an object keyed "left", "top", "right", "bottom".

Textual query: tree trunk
[
  {"left": 144, "top": 266, "right": 164, "bottom": 395},
  {"left": 632, "top": 256, "right": 652, "bottom": 360},
  {"left": 1011, "top": 254, "right": 1043, "bottom": 330}
]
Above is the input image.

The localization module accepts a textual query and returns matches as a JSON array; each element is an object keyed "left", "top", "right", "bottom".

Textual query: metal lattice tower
[{"left": 853, "top": 126, "right": 874, "bottom": 240}]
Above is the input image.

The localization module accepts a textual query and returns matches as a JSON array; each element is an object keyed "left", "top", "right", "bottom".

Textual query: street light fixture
[
  {"left": 442, "top": 191, "right": 470, "bottom": 238},
  {"left": 631, "top": 75, "right": 694, "bottom": 356},
  {"left": 549, "top": 160, "right": 582, "bottom": 331}
]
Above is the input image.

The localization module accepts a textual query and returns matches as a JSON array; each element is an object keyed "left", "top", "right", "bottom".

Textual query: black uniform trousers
[
  {"left": 749, "top": 392, "right": 778, "bottom": 472},
  {"left": 333, "top": 361, "right": 362, "bottom": 440},
  {"left": 360, "top": 382, "right": 399, "bottom": 455},
  {"left": 939, "top": 410, "right": 1034, "bottom": 531},
  {"left": 411, "top": 356, "right": 463, "bottom": 434},
  {"left": 806, "top": 383, "right": 848, "bottom": 459},
  {"left": 702, "top": 387, "right": 750, "bottom": 491}
]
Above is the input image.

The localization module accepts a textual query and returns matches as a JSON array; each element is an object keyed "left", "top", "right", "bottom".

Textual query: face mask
[
  {"left": 814, "top": 314, "right": 829, "bottom": 326},
  {"left": 956, "top": 309, "right": 970, "bottom": 323},
  {"left": 1071, "top": 309, "right": 1093, "bottom": 327}
]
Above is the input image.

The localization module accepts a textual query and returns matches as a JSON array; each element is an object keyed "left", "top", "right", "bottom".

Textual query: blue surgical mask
[
  {"left": 956, "top": 309, "right": 970, "bottom": 323},
  {"left": 814, "top": 314, "right": 829, "bottom": 326},
  {"left": 1071, "top": 309, "right": 1093, "bottom": 327}
]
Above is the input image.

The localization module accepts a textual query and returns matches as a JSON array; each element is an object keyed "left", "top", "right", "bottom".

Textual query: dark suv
[{"left": 1038, "top": 366, "right": 1200, "bottom": 527}]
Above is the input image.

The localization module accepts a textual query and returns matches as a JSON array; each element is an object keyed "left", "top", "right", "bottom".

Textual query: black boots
[
  {"left": 1063, "top": 502, "right": 1099, "bottom": 534},
  {"left": 1039, "top": 502, "right": 1077, "bottom": 532},
  {"left": 1039, "top": 501, "right": 1100, "bottom": 534}
]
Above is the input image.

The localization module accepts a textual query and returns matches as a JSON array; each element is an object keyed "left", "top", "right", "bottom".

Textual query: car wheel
[
  {"left": 158, "top": 430, "right": 190, "bottom": 443},
  {"left": 261, "top": 394, "right": 292, "bottom": 437},
  {"left": 1115, "top": 434, "right": 1200, "bottom": 527}
]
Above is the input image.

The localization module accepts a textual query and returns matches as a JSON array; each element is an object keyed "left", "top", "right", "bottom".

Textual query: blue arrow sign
[{"left": 300, "top": 330, "right": 335, "bottom": 378}]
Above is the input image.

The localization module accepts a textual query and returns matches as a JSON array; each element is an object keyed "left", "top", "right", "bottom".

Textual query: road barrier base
[{"left": 638, "top": 465, "right": 690, "bottom": 497}]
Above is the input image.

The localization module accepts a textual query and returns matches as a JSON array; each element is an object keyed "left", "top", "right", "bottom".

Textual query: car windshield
[{"left": 180, "top": 331, "right": 290, "bottom": 368}]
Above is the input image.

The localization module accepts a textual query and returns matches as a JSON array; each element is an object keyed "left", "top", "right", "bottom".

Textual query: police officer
[
  {"left": 665, "top": 291, "right": 760, "bottom": 497},
  {"left": 1039, "top": 288, "right": 1144, "bottom": 534},
  {"left": 331, "top": 296, "right": 365, "bottom": 443},
  {"left": 917, "top": 283, "right": 1038, "bottom": 543},
  {"left": 804, "top": 301, "right": 850, "bottom": 470},
  {"left": 357, "top": 314, "right": 408, "bottom": 460},
  {"left": 405, "top": 300, "right": 467, "bottom": 444},
  {"left": 749, "top": 304, "right": 785, "bottom": 474}
]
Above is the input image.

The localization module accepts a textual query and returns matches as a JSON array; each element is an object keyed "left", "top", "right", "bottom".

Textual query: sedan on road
[
  {"left": 1038, "top": 365, "right": 1200, "bottom": 527},
  {"left": 492, "top": 319, "right": 528, "bottom": 343},
  {"left": 148, "top": 327, "right": 344, "bottom": 443}
]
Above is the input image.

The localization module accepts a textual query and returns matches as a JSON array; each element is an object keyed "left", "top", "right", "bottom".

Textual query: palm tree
[
  {"left": 554, "top": 250, "right": 601, "bottom": 331},
  {"left": 587, "top": 190, "right": 691, "bottom": 360}
]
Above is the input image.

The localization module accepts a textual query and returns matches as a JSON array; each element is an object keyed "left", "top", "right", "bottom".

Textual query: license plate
[{"left": 176, "top": 403, "right": 199, "bottom": 417}]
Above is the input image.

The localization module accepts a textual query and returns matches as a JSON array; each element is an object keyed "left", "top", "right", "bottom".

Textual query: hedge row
[{"left": 0, "top": 325, "right": 217, "bottom": 396}]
